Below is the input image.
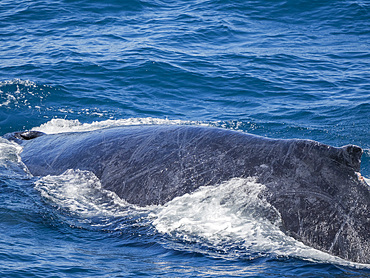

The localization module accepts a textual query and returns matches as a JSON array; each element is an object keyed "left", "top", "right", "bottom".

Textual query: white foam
[
  {"left": 35, "top": 169, "right": 130, "bottom": 220},
  {"left": 151, "top": 178, "right": 360, "bottom": 265},
  {"left": 31, "top": 117, "right": 206, "bottom": 134},
  {"left": 0, "top": 79, "right": 37, "bottom": 87},
  {"left": 0, "top": 79, "right": 47, "bottom": 108},
  {"left": 29, "top": 117, "right": 255, "bottom": 135},
  {"left": 0, "top": 137, "right": 30, "bottom": 175}
]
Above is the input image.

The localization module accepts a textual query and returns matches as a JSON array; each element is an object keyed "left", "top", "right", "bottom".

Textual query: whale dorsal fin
[{"left": 339, "top": 145, "right": 363, "bottom": 172}]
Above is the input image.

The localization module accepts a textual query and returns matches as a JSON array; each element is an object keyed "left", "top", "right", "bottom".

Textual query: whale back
[{"left": 7, "top": 125, "right": 370, "bottom": 264}]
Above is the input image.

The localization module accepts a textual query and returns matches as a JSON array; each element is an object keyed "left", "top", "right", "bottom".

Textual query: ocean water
[{"left": 1, "top": 0, "right": 370, "bottom": 277}]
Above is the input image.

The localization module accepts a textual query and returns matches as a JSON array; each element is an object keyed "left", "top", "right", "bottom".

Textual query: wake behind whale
[{"left": 4, "top": 124, "right": 370, "bottom": 264}]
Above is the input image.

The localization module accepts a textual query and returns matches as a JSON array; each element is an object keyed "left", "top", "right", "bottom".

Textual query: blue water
[{"left": 1, "top": 0, "right": 370, "bottom": 276}]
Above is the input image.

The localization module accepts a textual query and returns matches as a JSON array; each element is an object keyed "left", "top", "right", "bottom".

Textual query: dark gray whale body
[{"left": 5, "top": 125, "right": 370, "bottom": 264}]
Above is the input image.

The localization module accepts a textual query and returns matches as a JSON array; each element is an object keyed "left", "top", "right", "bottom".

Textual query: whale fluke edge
[{"left": 4, "top": 125, "right": 370, "bottom": 264}]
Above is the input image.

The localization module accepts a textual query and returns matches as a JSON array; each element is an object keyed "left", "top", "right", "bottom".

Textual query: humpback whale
[{"left": 4, "top": 125, "right": 370, "bottom": 264}]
